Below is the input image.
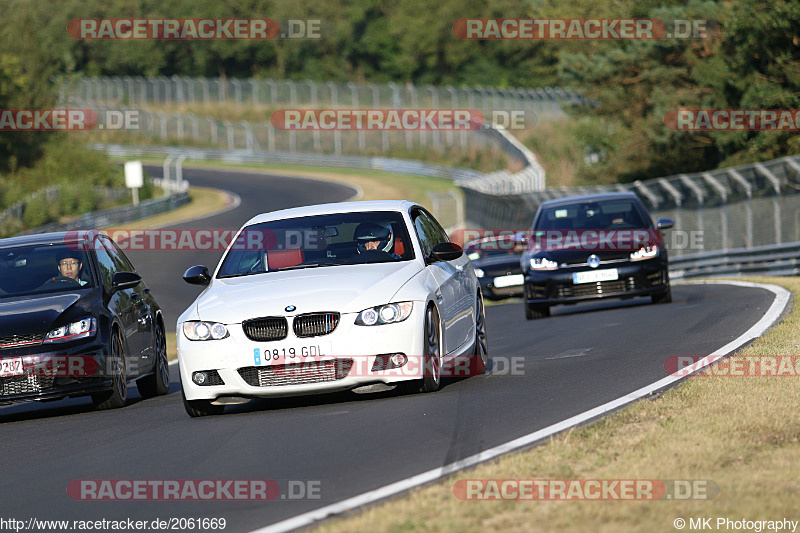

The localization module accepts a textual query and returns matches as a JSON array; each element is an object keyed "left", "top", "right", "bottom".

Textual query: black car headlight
[
  {"left": 182, "top": 321, "right": 229, "bottom": 341},
  {"left": 474, "top": 268, "right": 485, "bottom": 278},
  {"left": 355, "top": 302, "right": 413, "bottom": 326},
  {"left": 44, "top": 317, "right": 97, "bottom": 344}
]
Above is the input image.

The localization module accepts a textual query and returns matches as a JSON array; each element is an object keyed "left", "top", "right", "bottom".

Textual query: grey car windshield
[{"left": 217, "top": 211, "right": 415, "bottom": 278}]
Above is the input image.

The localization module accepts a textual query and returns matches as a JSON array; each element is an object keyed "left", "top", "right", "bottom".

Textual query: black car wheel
[
  {"left": 182, "top": 388, "right": 224, "bottom": 417},
  {"left": 472, "top": 292, "right": 488, "bottom": 374},
  {"left": 525, "top": 302, "right": 550, "bottom": 320},
  {"left": 419, "top": 304, "right": 443, "bottom": 392},
  {"left": 137, "top": 321, "right": 170, "bottom": 398},
  {"left": 92, "top": 330, "right": 127, "bottom": 410},
  {"left": 652, "top": 285, "right": 673, "bottom": 304}
]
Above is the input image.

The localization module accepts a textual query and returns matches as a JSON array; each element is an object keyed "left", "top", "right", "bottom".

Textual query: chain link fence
[
  {"left": 60, "top": 76, "right": 586, "bottom": 158},
  {"left": 63, "top": 76, "right": 587, "bottom": 115},
  {"left": 462, "top": 155, "right": 800, "bottom": 256}
]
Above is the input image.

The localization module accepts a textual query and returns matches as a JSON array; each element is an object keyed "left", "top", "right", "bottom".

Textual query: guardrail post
[
  {"left": 175, "top": 155, "right": 186, "bottom": 191},
  {"left": 162, "top": 156, "right": 173, "bottom": 185},
  {"left": 702, "top": 172, "right": 728, "bottom": 251},
  {"left": 755, "top": 162, "right": 783, "bottom": 245},
  {"left": 728, "top": 168, "right": 753, "bottom": 247}
]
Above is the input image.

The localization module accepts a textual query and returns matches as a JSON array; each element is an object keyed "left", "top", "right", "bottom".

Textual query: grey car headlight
[
  {"left": 355, "top": 302, "right": 413, "bottom": 326},
  {"left": 182, "top": 321, "right": 229, "bottom": 341}
]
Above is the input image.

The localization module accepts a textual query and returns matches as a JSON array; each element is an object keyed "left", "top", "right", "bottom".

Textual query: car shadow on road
[{"left": 0, "top": 381, "right": 181, "bottom": 423}]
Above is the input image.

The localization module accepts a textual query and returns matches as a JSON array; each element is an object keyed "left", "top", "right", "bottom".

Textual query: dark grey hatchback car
[
  {"left": 521, "top": 192, "right": 674, "bottom": 319},
  {"left": 0, "top": 230, "right": 169, "bottom": 408}
]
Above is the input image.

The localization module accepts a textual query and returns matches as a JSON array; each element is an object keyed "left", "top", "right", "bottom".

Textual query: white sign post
[{"left": 124, "top": 160, "right": 144, "bottom": 206}]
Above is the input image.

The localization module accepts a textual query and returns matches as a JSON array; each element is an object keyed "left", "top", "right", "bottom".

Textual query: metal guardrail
[
  {"left": 17, "top": 192, "right": 190, "bottom": 236},
  {"left": 93, "top": 143, "right": 485, "bottom": 182},
  {"left": 669, "top": 242, "right": 800, "bottom": 279}
]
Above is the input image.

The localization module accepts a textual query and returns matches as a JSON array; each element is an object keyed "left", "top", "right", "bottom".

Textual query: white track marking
[{"left": 252, "top": 281, "right": 790, "bottom": 533}]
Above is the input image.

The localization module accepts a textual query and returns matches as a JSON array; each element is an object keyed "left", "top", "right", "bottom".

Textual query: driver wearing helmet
[{"left": 353, "top": 222, "right": 401, "bottom": 260}]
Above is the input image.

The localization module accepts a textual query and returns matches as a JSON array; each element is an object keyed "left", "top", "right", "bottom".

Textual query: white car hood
[{"left": 194, "top": 261, "right": 422, "bottom": 323}]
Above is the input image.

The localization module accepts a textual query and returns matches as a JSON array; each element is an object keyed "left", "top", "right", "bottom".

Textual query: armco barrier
[{"left": 17, "top": 192, "right": 190, "bottom": 235}]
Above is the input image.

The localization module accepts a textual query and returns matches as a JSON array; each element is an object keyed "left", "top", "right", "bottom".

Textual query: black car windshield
[
  {"left": 0, "top": 243, "right": 94, "bottom": 297},
  {"left": 465, "top": 238, "right": 526, "bottom": 260},
  {"left": 535, "top": 199, "right": 650, "bottom": 231},
  {"left": 217, "top": 211, "right": 415, "bottom": 278}
]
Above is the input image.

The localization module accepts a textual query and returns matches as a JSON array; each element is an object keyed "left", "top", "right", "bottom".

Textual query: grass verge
[{"left": 313, "top": 276, "right": 800, "bottom": 533}]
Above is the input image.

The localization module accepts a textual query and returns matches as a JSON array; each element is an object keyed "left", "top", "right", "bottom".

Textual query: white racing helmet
[{"left": 354, "top": 222, "right": 394, "bottom": 254}]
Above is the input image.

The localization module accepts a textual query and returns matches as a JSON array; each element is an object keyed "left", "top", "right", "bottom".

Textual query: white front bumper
[{"left": 178, "top": 307, "right": 426, "bottom": 401}]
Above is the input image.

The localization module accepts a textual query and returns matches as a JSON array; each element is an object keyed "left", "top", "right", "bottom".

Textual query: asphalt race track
[{"left": 0, "top": 167, "right": 783, "bottom": 532}]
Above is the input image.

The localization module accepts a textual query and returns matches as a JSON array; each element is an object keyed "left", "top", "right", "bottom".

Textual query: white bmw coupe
[{"left": 177, "top": 200, "right": 488, "bottom": 416}]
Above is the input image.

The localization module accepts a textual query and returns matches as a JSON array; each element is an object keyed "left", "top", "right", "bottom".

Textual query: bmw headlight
[
  {"left": 355, "top": 302, "right": 413, "bottom": 326},
  {"left": 474, "top": 268, "right": 485, "bottom": 278},
  {"left": 183, "top": 321, "right": 229, "bottom": 341},
  {"left": 630, "top": 245, "right": 659, "bottom": 261},
  {"left": 44, "top": 317, "right": 96, "bottom": 343},
  {"left": 529, "top": 257, "right": 559, "bottom": 270}
]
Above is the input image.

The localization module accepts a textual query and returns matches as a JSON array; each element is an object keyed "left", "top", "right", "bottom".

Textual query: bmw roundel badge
[
  {"left": 587, "top": 254, "right": 600, "bottom": 268},
  {"left": 285, "top": 305, "right": 296, "bottom": 312}
]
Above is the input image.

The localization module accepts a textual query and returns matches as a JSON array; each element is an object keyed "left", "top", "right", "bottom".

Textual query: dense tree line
[{"left": 0, "top": 0, "right": 798, "bottom": 186}]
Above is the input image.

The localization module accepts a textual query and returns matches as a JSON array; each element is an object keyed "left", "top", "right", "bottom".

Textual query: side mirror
[
  {"left": 183, "top": 265, "right": 211, "bottom": 286},
  {"left": 656, "top": 218, "right": 674, "bottom": 230},
  {"left": 111, "top": 271, "right": 142, "bottom": 292},
  {"left": 429, "top": 242, "right": 463, "bottom": 263}
]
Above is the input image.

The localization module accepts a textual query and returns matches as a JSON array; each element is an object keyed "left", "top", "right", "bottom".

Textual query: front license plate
[
  {"left": 253, "top": 343, "right": 331, "bottom": 365},
  {"left": 573, "top": 269, "right": 619, "bottom": 284},
  {"left": 0, "top": 357, "right": 24, "bottom": 377},
  {"left": 493, "top": 274, "right": 524, "bottom": 288}
]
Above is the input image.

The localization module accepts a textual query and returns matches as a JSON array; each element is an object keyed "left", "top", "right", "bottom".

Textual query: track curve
[{"left": 0, "top": 167, "right": 785, "bottom": 532}]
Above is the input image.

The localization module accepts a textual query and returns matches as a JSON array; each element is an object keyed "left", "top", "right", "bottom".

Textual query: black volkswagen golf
[
  {"left": 0, "top": 231, "right": 169, "bottom": 408},
  {"left": 521, "top": 192, "right": 673, "bottom": 319}
]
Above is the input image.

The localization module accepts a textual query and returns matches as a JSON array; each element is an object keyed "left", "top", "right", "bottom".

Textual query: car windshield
[
  {"left": 466, "top": 238, "right": 526, "bottom": 260},
  {"left": 0, "top": 243, "right": 94, "bottom": 297},
  {"left": 535, "top": 199, "right": 650, "bottom": 231},
  {"left": 217, "top": 211, "right": 415, "bottom": 278}
]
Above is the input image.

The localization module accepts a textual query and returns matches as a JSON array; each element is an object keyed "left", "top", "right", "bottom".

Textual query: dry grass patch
[{"left": 314, "top": 277, "right": 800, "bottom": 533}]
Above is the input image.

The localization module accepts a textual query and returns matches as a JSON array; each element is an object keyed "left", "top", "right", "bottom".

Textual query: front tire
[
  {"left": 652, "top": 286, "right": 672, "bottom": 304},
  {"left": 137, "top": 321, "right": 170, "bottom": 399},
  {"left": 182, "top": 389, "right": 224, "bottom": 417},
  {"left": 525, "top": 302, "right": 550, "bottom": 320},
  {"left": 92, "top": 331, "right": 127, "bottom": 410},
  {"left": 402, "top": 304, "right": 443, "bottom": 394},
  {"left": 472, "top": 292, "right": 488, "bottom": 375}
]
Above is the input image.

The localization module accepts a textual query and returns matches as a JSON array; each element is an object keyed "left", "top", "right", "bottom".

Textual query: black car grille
[
  {"left": 238, "top": 359, "right": 353, "bottom": 387},
  {"left": 0, "top": 334, "right": 44, "bottom": 349},
  {"left": 293, "top": 313, "right": 340, "bottom": 338},
  {"left": 0, "top": 374, "right": 54, "bottom": 397},
  {"left": 242, "top": 317, "right": 288, "bottom": 342},
  {"left": 557, "top": 276, "right": 638, "bottom": 298}
]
